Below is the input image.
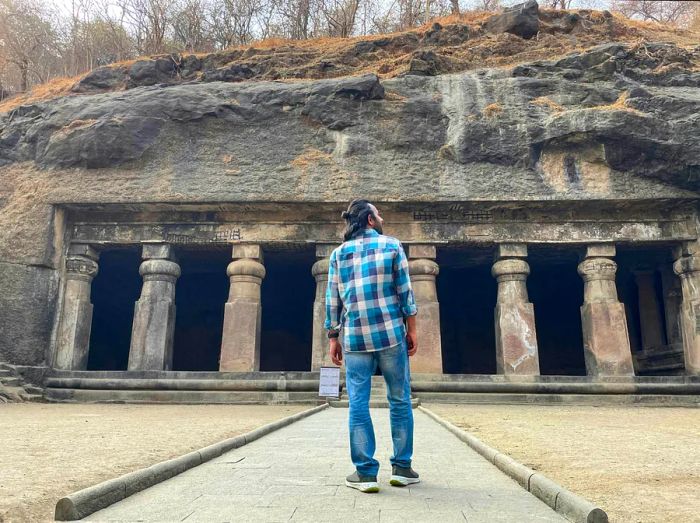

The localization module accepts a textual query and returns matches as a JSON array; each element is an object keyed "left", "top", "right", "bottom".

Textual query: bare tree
[
  {"left": 321, "top": 0, "right": 361, "bottom": 37},
  {"left": 611, "top": 0, "right": 696, "bottom": 26},
  {"left": 172, "top": 0, "right": 211, "bottom": 51}
]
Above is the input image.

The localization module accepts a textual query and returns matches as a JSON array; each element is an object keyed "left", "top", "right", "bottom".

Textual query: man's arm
[
  {"left": 394, "top": 243, "right": 418, "bottom": 356},
  {"left": 325, "top": 250, "right": 344, "bottom": 365},
  {"left": 324, "top": 250, "right": 341, "bottom": 331}
]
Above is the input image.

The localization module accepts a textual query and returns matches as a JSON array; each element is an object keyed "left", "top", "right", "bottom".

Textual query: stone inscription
[
  {"left": 413, "top": 204, "right": 493, "bottom": 223},
  {"left": 163, "top": 227, "right": 241, "bottom": 244}
]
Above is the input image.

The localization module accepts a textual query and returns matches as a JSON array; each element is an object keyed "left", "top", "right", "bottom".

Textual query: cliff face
[{"left": 0, "top": 4, "right": 698, "bottom": 367}]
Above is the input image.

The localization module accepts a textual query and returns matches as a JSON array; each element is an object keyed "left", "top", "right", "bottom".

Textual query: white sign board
[{"left": 319, "top": 366, "right": 341, "bottom": 398}]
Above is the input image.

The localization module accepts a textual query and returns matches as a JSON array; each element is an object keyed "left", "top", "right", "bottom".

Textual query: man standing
[{"left": 325, "top": 199, "right": 420, "bottom": 493}]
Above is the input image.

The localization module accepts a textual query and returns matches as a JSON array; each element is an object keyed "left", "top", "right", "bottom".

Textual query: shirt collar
[{"left": 360, "top": 228, "right": 379, "bottom": 238}]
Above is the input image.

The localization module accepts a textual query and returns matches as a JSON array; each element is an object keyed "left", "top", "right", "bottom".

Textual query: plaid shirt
[{"left": 325, "top": 228, "right": 418, "bottom": 352}]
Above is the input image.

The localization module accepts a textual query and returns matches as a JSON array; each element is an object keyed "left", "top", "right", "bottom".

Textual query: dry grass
[
  {"left": 291, "top": 147, "right": 334, "bottom": 170},
  {"left": 0, "top": 75, "right": 82, "bottom": 113},
  {"left": 0, "top": 7, "right": 698, "bottom": 114},
  {"left": 482, "top": 102, "right": 504, "bottom": 117},
  {"left": 530, "top": 96, "right": 564, "bottom": 112}
]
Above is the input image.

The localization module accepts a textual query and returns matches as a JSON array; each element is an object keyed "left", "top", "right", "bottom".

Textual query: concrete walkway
[{"left": 86, "top": 408, "right": 565, "bottom": 522}]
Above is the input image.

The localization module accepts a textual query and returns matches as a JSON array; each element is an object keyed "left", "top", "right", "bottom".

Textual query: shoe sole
[
  {"left": 345, "top": 480, "right": 379, "bottom": 493},
  {"left": 389, "top": 475, "right": 421, "bottom": 487}
]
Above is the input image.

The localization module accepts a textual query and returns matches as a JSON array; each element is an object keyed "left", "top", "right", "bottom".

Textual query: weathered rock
[
  {"left": 483, "top": 0, "right": 540, "bottom": 40},
  {"left": 128, "top": 57, "right": 178, "bottom": 87},
  {"left": 72, "top": 66, "right": 128, "bottom": 93}
]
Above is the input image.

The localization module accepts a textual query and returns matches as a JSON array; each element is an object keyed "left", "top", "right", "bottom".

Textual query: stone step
[
  {"left": 1, "top": 377, "right": 22, "bottom": 387},
  {"left": 23, "top": 385, "right": 44, "bottom": 395},
  {"left": 44, "top": 388, "right": 326, "bottom": 405},
  {"left": 20, "top": 392, "right": 44, "bottom": 402},
  {"left": 413, "top": 391, "right": 700, "bottom": 407},
  {"left": 44, "top": 377, "right": 325, "bottom": 392},
  {"left": 0, "top": 369, "right": 13, "bottom": 377}
]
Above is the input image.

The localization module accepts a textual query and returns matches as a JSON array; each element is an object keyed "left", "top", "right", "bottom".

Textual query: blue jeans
[{"left": 344, "top": 339, "right": 414, "bottom": 477}]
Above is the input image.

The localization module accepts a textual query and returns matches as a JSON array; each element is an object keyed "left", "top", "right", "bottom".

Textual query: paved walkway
[{"left": 86, "top": 408, "right": 565, "bottom": 522}]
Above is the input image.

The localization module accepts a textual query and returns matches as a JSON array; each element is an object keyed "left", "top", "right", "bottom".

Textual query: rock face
[
  {"left": 483, "top": 0, "right": 540, "bottom": 39},
  {"left": 0, "top": 10, "right": 699, "bottom": 368}
]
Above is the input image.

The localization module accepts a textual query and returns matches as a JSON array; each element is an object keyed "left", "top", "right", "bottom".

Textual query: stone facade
[{"left": 0, "top": 37, "right": 699, "bottom": 385}]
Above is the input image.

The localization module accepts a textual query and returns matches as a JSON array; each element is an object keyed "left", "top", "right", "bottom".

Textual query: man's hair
[{"left": 341, "top": 199, "right": 374, "bottom": 242}]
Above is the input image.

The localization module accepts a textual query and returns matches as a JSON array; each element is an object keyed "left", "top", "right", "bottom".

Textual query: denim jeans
[{"left": 344, "top": 339, "right": 414, "bottom": 477}]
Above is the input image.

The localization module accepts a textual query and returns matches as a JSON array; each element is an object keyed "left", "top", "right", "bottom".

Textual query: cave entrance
[
  {"left": 87, "top": 247, "right": 141, "bottom": 371},
  {"left": 172, "top": 248, "right": 229, "bottom": 372},
  {"left": 527, "top": 246, "right": 586, "bottom": 376},
  {"left": 259, "top": 247, "right": 316, "bottom": 372},
  {"left": 437, "top": 246, "right": 497, "bottom": 374},
  {"left": 616, "top": 245, "right": 684, "bottom": 375}
]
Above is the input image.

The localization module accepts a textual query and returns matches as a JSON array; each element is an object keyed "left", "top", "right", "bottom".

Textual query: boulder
[{"left": 483, "top": 0, "right": 540, "bottom": 40}]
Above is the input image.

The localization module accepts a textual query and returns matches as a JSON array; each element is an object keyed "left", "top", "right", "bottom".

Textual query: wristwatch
[{"left": 327, "top": 329, "right": 340, "bottom": 339}]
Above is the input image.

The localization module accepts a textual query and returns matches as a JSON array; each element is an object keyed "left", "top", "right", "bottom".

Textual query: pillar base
[
  {"left": 55, "top": 300, "right": 94, "bottom": 370},
  {"left": 128, "top": 299, "right": 176, "bottom": 371},
  {"left": 410, "top": 302, "right": 443, "bottom": 374},
  {"left": 679, "top": 299, "right": 700, "bottom": 375},
  {"left": 581, "top": 302, "right": 635, "bottom": 376},
  {"left": 494, "top": 302, "right": 540, "bottom": 375},
  {"left": 311, "top": 301, "right": 334, "bottom": 370},
  {"left": 220, "top": 299, "right": 262, "bottom": 372}
]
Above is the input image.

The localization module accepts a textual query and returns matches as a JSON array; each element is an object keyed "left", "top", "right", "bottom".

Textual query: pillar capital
[
  {"left": 494, "top": 242, "right": 527, "bottom": 259},
  {"left": 139, "top": 259, "right": 180, "bottom": 282},
  {"left": 311, "top": 258, "right": 330, "bottom": 281},
  {"left": 141, "top": 241, "right": 176, "bottom": 261},
  {"left": 408, "top": 258, "right": 439, "bottom": 278},
  {"left": 65, "top": 253, "right": 99, "bottom": 281},
  {"left": 227, "top": 258, "right": 266, "bottom": 280},
  {"left": 315, "top": 243, "right": 338, "bottom": 259},
  {"left": 673, "top": 254, "right": 700, "bottom": 278},
  {"left": 577, "top": 257, "right": 617, "bottom": 284},
  {"left": 492, "top": 258, "right": 529, "bottom": 282},
  {"left": 671, "top": 240, "right": 700, "bottom": 374},
  {"left": 232, "top": 244, "right": 263, "bottom": 262}
]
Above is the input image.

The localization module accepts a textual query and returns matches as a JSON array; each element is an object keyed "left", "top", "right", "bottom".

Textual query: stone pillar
[
  {"left": 54, "top": 244, "right": 100, "bottom": 370},
  {"left": 311, "top": 244, "right": 337, "bottom": 370},
  {"left": 660, "top": 264, "right": 683, "bottom": 348},
  {"left": 407, "top": 245, "right": 443, "bottom": 374},
  {"left": 128, "top": 243, "right": 180, "bottom": 371},
  {"left": 219, "top": 244, "right": 265, "bottom": 372},
  {"left": 673, "top": 241, "right": 700, "bottom": 375},
  {"left": 491, "top": 243, "right": 540, "bottom": 375},
  {"left": 577, "top": 244, "right": 634, "bottom": 376},
  {"left": 633, "top": 270, "right": 666, "bottom": 350}
]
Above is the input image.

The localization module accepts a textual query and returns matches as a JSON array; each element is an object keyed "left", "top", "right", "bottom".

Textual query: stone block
[
  {"left": 142, "top": 242, "right": 174, "bottom": 260},
  {"left": 315, "top": 243, "right": 337, "bottom": 258},
  {"left": 495, "top": 243, "right": 527, "bottom": 259},
  {"left": 408, "top": 244, "right": 437, "bottom": 259},
  {"left": 410, "top": 301, "right": 443, "bottom": 374},
  {"left": 494, "top": 302, "right": 540, "bottom": 375},
  {"left": 232, "top": 244, "right": 263, "bottom": 261},
  {"left": 128, "top": 299, "right": 177, "bottom": 370},
  {"left": 581, "top": 302, "right": 634, "bottom": 376},
  {"left": 585, "top": 243, "right": 616, "bottom": 258},
  {"left": 220, "top": 299, "right": 262, "bottom": 371},
  {"left": 68, "top": 243, "right": 99, "bottom": 259}
]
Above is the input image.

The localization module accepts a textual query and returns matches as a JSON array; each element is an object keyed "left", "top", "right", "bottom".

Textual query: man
[{"left": 325, "top": 199, "right": 420, "bottom": 493}]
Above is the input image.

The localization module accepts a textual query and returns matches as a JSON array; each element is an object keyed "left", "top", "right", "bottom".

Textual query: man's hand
[
  {"left": 329, "top": 338, "right": 343, "bottom": 366},
  {"left": 406, "top": 315, "right": 418, "bottom": 357}
]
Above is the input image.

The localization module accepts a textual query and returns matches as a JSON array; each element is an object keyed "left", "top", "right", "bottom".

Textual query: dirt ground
[
  {"left": 0, "top": 403, "right": 308, "bottom": 523},
  {"left": 427, "top": 404, "right": 700, "bottom": 523}
]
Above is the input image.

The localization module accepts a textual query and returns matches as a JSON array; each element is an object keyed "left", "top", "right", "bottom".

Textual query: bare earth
[
  {"left": 427, "top": 404, "right": 700, "bottom": 523},
  {"left": 0, "top": 403, "right": 308, "bottom": 523}
]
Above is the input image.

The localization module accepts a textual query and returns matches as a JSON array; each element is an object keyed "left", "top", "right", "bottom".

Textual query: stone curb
[
  {"left": 418, "top": 406, "right": 608, "bottom": 523},
  {"left": 54, "top": 403, "right": 329, "bottom": 521}
]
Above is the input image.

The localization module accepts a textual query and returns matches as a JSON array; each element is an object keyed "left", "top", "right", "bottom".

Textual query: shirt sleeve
[
  {"left": 393, "top": 243, "right": 418, "bottom": 317},
  {"left": 324, "top": 249, "right": 342, "bottom": 330}
]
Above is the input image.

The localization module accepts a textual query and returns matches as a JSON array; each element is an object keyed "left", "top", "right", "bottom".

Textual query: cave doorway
[
  {"left": 527, "top": 246, "right": 586, "bottom": 376},
  {"left": 87, "top": 247, "right": 141, "bottom": 370},
  {"left": 172, "top": 248, "right": 229, "bottom": 372},
  {"left": 259, "top": 247, "right": 316, "bottom": 372},
  {"left": 437, "top": 246, "right": 497, "bottom": 374},
  {"left": 616, "top": 245, "right": 684, "bottom": 375}
]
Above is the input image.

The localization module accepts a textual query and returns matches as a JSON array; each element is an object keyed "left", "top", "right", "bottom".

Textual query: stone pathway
[{"left": 86, "top": 407, "right": 565, "bottom": 522}]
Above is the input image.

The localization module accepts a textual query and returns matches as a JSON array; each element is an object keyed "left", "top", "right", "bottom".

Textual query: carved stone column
[
  {"left": 54, "top": 244, "right": 100, "bottom": 370},
  {"left": 311, "top": 244, "right": 337, "bottom": 371},
  {"left": 491, "top": 243, "right": 540, "bottom": 375},
  {"left": 128, "top": 243, "right": 180, "bottom": 371},
  {"left": 219, "top": 245, "right": 265, "bottom": 372},
  {"left": 633, "top": 270, "right": 666, "bottom": 350},
  {"left": 578, "top": 244, "right": 634, "bottom": 376},
  {"left": 673, "top": 241, "right": 700, "bottom": 375},
  {"left": 408, "top": 245, "right": 443, "bottom": 374},
  {"left": 660, "top": 264, "right": 683, "bottom": 349}
]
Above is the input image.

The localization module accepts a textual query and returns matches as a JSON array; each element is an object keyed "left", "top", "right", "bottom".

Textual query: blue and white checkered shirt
[{"left": 324, "top": 228, "right": 418, "bottom": 352}]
